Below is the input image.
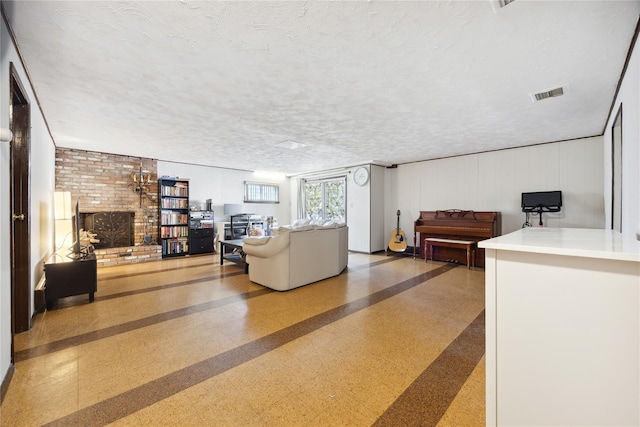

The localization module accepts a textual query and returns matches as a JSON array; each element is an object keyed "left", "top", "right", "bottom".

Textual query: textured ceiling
[{"left": 3, "top": 1, "right": 640, "bottom": 175}]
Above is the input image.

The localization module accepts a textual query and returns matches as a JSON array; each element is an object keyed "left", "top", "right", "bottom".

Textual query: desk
[
  {"left": 44, "top": 253, "right": 97, "bottom": 310},
  {"left": 219, "top": 239, "right": 248, "bottom": 273}
]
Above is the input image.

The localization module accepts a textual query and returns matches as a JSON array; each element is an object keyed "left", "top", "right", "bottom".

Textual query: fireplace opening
[{"left": 82, "top": 212, "right": 135, "bottom": 249}]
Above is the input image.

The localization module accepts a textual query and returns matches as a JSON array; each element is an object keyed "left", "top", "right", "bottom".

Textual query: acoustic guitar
[{"left": 388, "top": 210, "right": 407, "bottom": 252}]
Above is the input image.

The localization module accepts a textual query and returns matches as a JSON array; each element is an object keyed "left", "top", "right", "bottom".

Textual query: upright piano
[{"left": 414, "top": 210, "right": 500, "bottom": 267}]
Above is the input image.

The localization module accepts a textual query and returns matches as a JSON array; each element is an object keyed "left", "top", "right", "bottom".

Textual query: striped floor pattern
[{"left": 4, "top": 252, "right": 485, "bottom": 426}]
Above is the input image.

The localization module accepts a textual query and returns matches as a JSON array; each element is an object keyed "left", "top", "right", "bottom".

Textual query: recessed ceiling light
[
  {"left": 531, "top": 87, "right": 564, "bottom": 102},
  {"left": 253, "top": 170, "right": 286, "bottom": 180},
  {"left": 274, "top": 140, "right": 306, "bottom": 149}
]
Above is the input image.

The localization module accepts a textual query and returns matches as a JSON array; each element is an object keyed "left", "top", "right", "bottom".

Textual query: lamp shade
[
  {"left": 55, "top": 218, "right": 72, "bottom": 250},
  {"left": 54, "top": 191, "right": 72, "bottom": 220},
  {"left": 0, "top": 128, "right": 12, "bottom": 142}
]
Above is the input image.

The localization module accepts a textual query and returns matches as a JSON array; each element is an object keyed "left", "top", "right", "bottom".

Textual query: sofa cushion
[
  {"left": 271, "top": 225, "right": 293, "bottom": 236},
  {"left": 242, "top": 233, "right": 290, "bottom": 257},
  {"left": 291, "top": 224, "right": 314, "bottom": 232},
  {"left": 243, "top": 236, "right": 272, "bottom": 246}
]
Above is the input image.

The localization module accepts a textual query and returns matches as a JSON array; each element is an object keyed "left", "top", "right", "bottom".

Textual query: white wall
[
  {"left": 346, "top": 164, "right": 385, "bottom": 253},
  {"left": 0, "top": 18, "right": 10, "bottom": 391},
  {"left": 604, "top": 33, "right": 640, "bottom": 240},
  {"left": 370, "top": 165, "right": 386, "bottom": 252},
  {"left": 347, "top": 167, "right": 370, "bottom": 252},
  {"left": 1, "top": 17, "right": 57, "bottom": 385},
  {"left": 30, "top": 97, "right": 56, "bottom": 291},
  {"left": 157, "top": 161, "right": 291, "bottom": 224},
  {"left": 0, "top": 115, "right": 10, "bottom": 391},
  {"left": 388, "top": 136, "right": 605, "bottom": 246}
]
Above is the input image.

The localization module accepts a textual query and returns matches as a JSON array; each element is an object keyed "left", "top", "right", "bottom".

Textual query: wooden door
[{"left": 9, "top": 64, "right": 31, "bottom": 339}]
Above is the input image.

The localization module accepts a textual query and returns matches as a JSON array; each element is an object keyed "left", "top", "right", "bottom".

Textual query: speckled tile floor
[{"left": 2, "top": 252, "right": 485, "bottom": 426}]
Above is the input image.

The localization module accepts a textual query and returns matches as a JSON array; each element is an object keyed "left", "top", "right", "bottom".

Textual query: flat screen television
[
  {"left": 69, "top": 199, "right": 84, "bottom": 259},
  {"left": 521, "top": 191, "right": 562, "bottom": 213}
]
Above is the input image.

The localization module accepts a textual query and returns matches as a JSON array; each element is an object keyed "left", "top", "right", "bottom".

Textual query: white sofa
[{"left": 243, "top": 223, "right": 348, "bottom": 291}]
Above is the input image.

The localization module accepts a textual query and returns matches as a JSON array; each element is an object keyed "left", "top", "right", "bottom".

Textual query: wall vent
[{"left": 532, "top": 87, "right": 564, "bottom": 102}]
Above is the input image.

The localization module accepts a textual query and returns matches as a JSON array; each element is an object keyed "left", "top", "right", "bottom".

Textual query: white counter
[
  {"left": 479, "top": 227, "right": 640, "bottom": 262},
  {"left": 480, "top": 228, "right": 640, "bottom": 427}
]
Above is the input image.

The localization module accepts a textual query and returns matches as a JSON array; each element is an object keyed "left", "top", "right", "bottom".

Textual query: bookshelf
[{"left": 159, "top": 178, "right": 189, "bottom": 258}]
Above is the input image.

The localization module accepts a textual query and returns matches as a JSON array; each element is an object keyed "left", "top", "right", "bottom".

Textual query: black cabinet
[
  {"left": 189, "top": 228, "right": 214, "bottom": 254},
  {"left": 44, "top": 254, "right": 97, "bottom": 310}
]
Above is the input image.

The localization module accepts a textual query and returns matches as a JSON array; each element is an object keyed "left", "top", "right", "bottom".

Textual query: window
[
  {"left": 244, "top": 182, "right": 279, "bottom": 203},
  {"left": 304, "top": 177, "right": 346, "bottom": 222}
]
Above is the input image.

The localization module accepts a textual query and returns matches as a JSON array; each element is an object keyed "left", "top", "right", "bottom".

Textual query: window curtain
[{"left": 297, "top": 178, "right": 306, "bottom": 220}]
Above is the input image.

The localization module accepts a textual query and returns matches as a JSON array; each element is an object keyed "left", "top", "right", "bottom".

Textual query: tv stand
[{"left": 44, "top": 253, "right": 97, "bottom": 310}]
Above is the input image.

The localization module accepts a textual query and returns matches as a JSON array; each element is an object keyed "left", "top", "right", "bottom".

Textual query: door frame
[{"left": 611, "top": 105, "right": 622, "bottom": 232}]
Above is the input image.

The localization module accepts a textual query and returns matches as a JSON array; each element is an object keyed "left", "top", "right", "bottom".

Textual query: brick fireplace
[
  {"left": 55, "top": 148, "right": 161, "bottom": 267},
  {"left": 82, "top": 211, "right": 135, "bottom": 249}
]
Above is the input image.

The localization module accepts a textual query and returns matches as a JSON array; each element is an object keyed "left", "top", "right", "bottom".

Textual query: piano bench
[{"left": 425, "top": 238, "right": 477, "bottom": 269}]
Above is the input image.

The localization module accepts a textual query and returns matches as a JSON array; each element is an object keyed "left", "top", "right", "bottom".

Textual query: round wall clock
[{"left": 353, "top": 166, "right": 370, "bottom": 186}]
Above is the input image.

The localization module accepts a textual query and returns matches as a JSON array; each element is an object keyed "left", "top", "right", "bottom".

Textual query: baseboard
[{"left": 1, "top": 363, "right": 14, "bottom": 404}]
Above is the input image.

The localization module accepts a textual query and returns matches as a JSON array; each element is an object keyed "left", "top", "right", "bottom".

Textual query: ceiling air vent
[
  {"left": 531, "top": 87, "right": 564, "bottom": 102},
  {"left": 491, "top": 0, "right": 516, "bottom": 12}
]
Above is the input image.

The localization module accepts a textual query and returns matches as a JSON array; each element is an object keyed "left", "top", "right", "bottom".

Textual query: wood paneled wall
[{"left": 391, "top": 137, "right": 605, "bottom": 245}]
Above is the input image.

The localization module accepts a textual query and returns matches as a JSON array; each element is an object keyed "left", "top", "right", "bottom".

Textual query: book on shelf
[
  {"left": 160, "top": 211, "right": 188, "bottom": 225},
  {"left": 160, "top": 186, "right": 189, "bottom": 197},
  {"left": 162, "top": 198, "right": 188, "bottom": 209},
  {"left": 160, "top": 226, "right": 189, "bottom": 238},
  {"left": 162, "top": 238, "right": 189, "bottom": 255}
]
